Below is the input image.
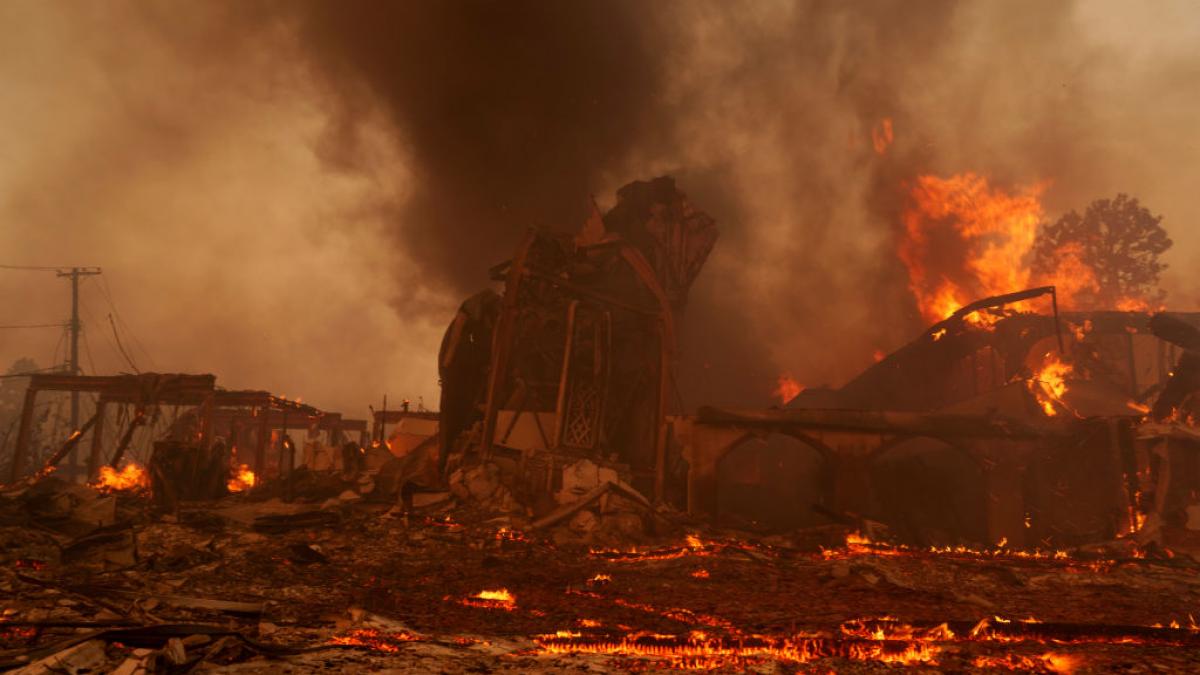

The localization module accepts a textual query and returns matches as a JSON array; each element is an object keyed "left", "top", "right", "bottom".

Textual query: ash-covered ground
[{"left": 3, "top": 480, "right": 1200, "bottom": 674}]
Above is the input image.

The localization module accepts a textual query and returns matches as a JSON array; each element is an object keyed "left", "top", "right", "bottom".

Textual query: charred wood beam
[
  {"left": 24, "top": 372, "right": 215, "bottom": 398},
  {"left": 212, "top": 390, "right": 325, "bottom": 418},
  {"left": 39, "top": 411, "right": 101, "bottom": 472},
  {"left": 932, "top": 285, "right": 1064, "bottom": 353},
  {"left": 480, "top": 231, "right": 537, "bottom": 461},
  {"left": 372, "top": 410, "right": 439, "bottom": 424},
  {"left": 87, "top": 400, "right": 108, "bottom": 480},
  {"left": 950, "top": 285, "right": 1056, "bottom": 320},
  {"left": 523, "top": 267, "right": 659, "bottom": 316},
  {"left": 108, "top": 410, "right": 148, "bottom": 468},
  {"left": 9, "top": 387, "right": 38, "bottom": 481},
  {"left": 1150, "top": 312, "right": 1200, "bottom": 352},
  {"left": 1149, "top": 313, "right": 1200, "bottom": 420}
]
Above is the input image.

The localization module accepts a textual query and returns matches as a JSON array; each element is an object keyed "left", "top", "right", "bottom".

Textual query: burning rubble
[{"left": 1, "top": 175, "right": 1199, "bottom": 673}]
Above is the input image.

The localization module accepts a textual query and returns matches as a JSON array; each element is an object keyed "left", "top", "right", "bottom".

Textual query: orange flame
[
  {"left": 831, "top": 531, "right": 1070, "bottom": 563},
  {"left": 535, "top": 627, "right": 941, "bottom": 669},
  {"left": 773, "top": 375, "right": 803, "bottom": 405},
  {"left": 94, "top": 463, "right": 149, "bottom": 491},
  {"left": 901, "top": 173, "right": 1045, "bottom": 325},
  {"left": 459, "top": 588, "right": 516, "bottom": 611},
  {"left": 227, "top": 464, "right": 256, "bottom": 492},
  {"left": 329, "top": 628, "right": 422, "bottom": 652},
  {"left": 900, "top": 172, "right": 1160, "bottom": 324},
  {"left": 1045, "top": 242, "right": 1099, "bottom": 308},
  {"left": 1029, "top": 353, "right": 1072, "bottom": 417},
  {"left": 973, "top": 652, "right": 1081, "bottom": 673}
]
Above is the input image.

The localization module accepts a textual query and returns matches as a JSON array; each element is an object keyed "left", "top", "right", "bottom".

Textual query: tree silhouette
[{"left": 1033, "top": 194, "right": 1172, "bottom": 308}]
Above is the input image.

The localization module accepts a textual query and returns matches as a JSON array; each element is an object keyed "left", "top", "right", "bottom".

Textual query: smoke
[
  {"left": 2, "top": 1, "right": 1199, "bottom": 415},
  {"left": 289, "top": 0, "right": 668, "bottom": 292},
  {"left": 0, "top": 1, "right": 444, "bottom": 415}
]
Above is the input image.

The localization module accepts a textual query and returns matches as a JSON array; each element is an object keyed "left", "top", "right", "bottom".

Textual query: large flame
[
  {"left": 901, "top": 173, "right": 1045, "bottom": 325},
  {"left": 227, "top": 464, "right": 256, "bottom": 492},
  {"left": 94, "top": 463, "right": 149, "bottom": 491},
  {"left": 901, "top": 172, "right": 1159, "bottom": 325}
]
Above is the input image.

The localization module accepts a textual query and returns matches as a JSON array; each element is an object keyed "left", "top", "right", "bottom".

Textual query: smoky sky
[
  {"left": 2, "top": 0, "right": 1199, "bottom": 415},
  {"left": 291, "top": 0, "right": 668, "bottom": 292}
]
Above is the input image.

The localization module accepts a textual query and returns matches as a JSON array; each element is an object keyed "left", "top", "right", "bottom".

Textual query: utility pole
[{"left": 56, "top": 266, "right": 101, "bottom": 478}]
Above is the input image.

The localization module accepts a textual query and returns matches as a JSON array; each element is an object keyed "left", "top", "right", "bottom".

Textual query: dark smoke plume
[{"left": 291, "top": 1, "right": 668, "bottom": 292}]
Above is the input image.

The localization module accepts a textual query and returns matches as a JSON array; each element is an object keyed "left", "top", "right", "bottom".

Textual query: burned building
[
  {"left": 437, "top": 177, "right": 717, "bottom": 512},
  {"left": 683, "top": 286, "right": 1200, "bottom": 551}
]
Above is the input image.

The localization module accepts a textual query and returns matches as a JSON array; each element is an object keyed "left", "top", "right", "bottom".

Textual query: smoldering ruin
[{"left": 4, "top": 2, "right": 1200, "bottom": 674}]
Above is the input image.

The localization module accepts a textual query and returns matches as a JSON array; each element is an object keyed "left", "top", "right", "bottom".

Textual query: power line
[
  {"left": 50, "top": 325, "right": 67, "bottom": 371},
  {"left": 0, "top": 264, "right": 62, "bottom": 272},
  {"left": 79, "top": 297, "right": 134, "bottom": 372},
  {"left": 0, "top": 323, "right": 67, "bottom": 329},
  {"left": 107, "top": 314, "right": 139, "bottom": 373},
  {"left": 80, "top": 328, "right": 98, "bottom": 376},
  {"left": 96, "top": 276, "right": 155, "bottom": 368},
  {"left": 0, "top": 366, "right": 67, "bottom": 378}
]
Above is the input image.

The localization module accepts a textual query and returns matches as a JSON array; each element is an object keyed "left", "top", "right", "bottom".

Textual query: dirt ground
[{"left": 3, "top": 488, "right": 1200, "bottom": 673}]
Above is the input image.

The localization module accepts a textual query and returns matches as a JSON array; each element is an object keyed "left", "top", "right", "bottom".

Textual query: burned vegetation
[{"left": 3, "top": 176, "right": 1200, "bottom": 674}]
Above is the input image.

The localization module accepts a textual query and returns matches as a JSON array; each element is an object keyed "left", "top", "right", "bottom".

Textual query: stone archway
[
  {"left": 715, "top": 433, "right": 827, "bottom": 529},
  {"left": 870, "top": 435, "right": 987, "bottom": 545}
]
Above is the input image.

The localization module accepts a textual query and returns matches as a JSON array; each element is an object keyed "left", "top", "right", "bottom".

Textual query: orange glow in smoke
[
  {"left": 872, "top": 118, "right": 894, "bottom": 155},
  {"left": 94, "top": 463, "right": 149, "bottom": 491},
  {"left": 227, "top": 464, "right": 257, "bottom": 492},
  {"left": 773, "top": 375, "right": 803, "bottom": 405}
]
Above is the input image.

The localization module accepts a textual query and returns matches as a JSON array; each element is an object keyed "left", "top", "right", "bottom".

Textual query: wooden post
[
  {"left": 255, "top": 408, "right": 269, "bottom": 474},
  {"left": 974, "top": 439, "right": 1028, "bottom": 548},
  {"left": 9, "top": 388, "right": 38, "bottom": 482},
  {"left": 228, "top": 417, "right": 240, "bottom": 462},
  {"left": 280, "top": 409, "right": 288, "bottom": 479},
  {"left": 109, "top": 410, "right": 147, "bottom": 468},
  {"left": 87, "top": 400, "right": 108, "bottom": 480},
  {"left": 1126, "top": 331, "right": 1139, "bottom": 398},
  {"left": 199, "top": 395, "right": 215, "bottom": 448},
  {"left": 654, "top": 324, "right": 670, "bottom": 503}
]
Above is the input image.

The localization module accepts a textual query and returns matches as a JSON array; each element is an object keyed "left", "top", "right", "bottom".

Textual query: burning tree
[{"left": 1032, "top": 194, "right": 1172, "bottom": 310}]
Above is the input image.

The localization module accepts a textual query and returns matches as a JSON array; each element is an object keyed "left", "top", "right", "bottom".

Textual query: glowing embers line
[
  {"left": 535, "top": 627, "right": 941, "bottom": 669},
  {"left": 494, "top": 526, "right": 528, "bottom": 543},
  {"left": 611, "top": 597, "right": 740, "bottom": 633},
  {"left": 825, "top": 531, "right": 1070, "bottom": 563},
  {"left": 457, "top": 588, "right": 516, "bottom": 611},
  {"left": 590, "top": 534, "right": 771, "bottom": 563},
  {"left": 535, "top": 615, "right": 1198, "bottom": 670},
  {"left": 329, "top": 628, "right": 423, "bottom": 652},
  {"left": 972, "top": 652, "right": 1080, "bottom": 673}
]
